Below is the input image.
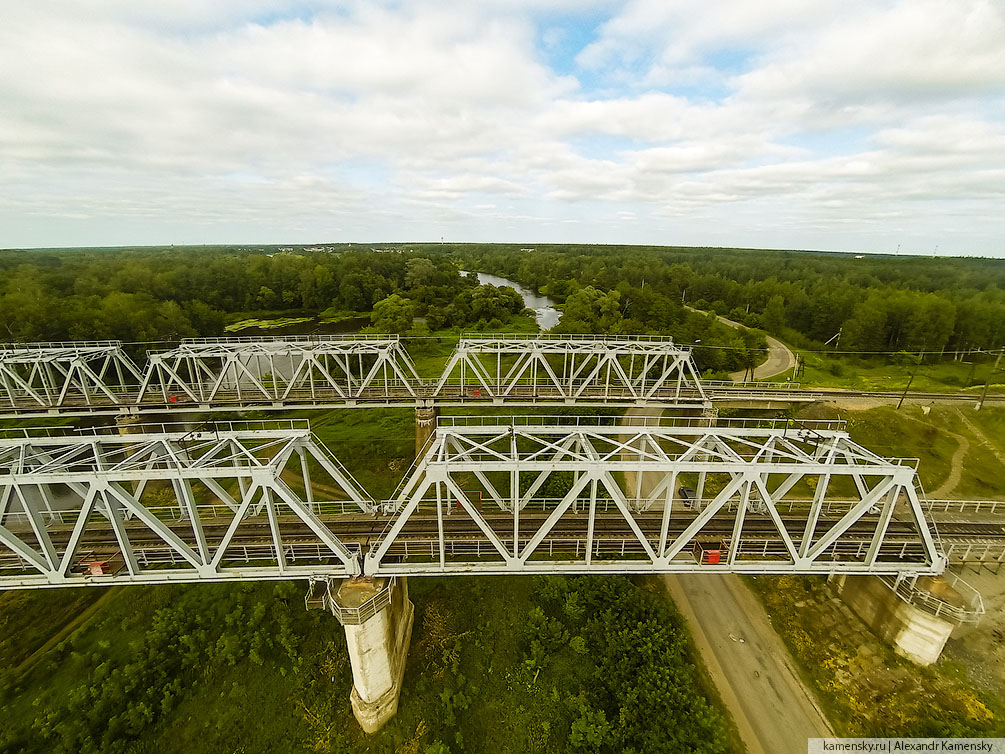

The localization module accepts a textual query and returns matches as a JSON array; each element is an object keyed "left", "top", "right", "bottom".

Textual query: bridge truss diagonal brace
[
  {"left": 137, "top": 337, "right": 422, "bottom": 406},
  {"left": 0, "top": 428, "right": 370, "bottom": 588},
  {"left": 433, "top": 337, "right": 706, "bottom": 403},
  {"left": 0, "top": 342, "right": 142, "bottom": 409},
  {"left": 365, "top": 423, "right": 946, "bottom": 577}
]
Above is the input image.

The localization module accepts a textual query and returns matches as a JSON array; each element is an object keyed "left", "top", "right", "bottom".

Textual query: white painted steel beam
[
  {"left": 434, "top": 335, "right": 707, "bottom": 404},
  {"left": 365, "top": 418, "right": 946, "bottom": 577},
  {"left": 0, "top": 342, "right": 142, "bottom": 409},
  {"left": 0, "top": 423, "right": 370, "bottom": 588},
  {"left": 0, "top": 418, "right": 954, "bottom": 590},
  {"left": 0, "top": 335, "right": 773, "bottom": 417},
  {"left": 139, "top": 336, "right": 423, "bottom": 405}
]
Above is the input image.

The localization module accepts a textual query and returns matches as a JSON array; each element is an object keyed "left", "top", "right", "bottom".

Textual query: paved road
[
  {"left": 622, "top": 407, "right": 833, "bottom": 754},
  {"left": 745, "top": 332, "right": 798, "bottom": 381},
  {"left": 685, "top": 305, "right": 797, "bottom": 381},
  {"left": 664, "top": 574, "right": 834, "bottom": 754}
]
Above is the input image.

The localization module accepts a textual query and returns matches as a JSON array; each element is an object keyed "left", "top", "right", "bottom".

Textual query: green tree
[
  {"left": 371, "top": 293, "right": 414, "bottom": 333},
  {"left": 556, "top": 286, "right": 622, "bottom": 333},
  {"left": 760, "top": 294, "right": 787, "bottom": 332}
]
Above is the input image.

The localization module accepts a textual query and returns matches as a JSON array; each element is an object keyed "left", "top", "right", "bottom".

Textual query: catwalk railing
[{"left": 0, "top": 419, "right": 956, "bottom": 589}]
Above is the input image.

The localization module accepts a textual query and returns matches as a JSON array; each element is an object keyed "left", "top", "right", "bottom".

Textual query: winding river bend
[
  {"left": 468, "top": 272, "right": 562, "bottom": 330},
  {"left": 229, "top": 271, "right": 561, "bottom": 337}
]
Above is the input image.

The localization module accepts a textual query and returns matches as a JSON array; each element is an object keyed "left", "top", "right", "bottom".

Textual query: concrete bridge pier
[
  {"left": 115, "top": 414, "right": 142, "bottom": 434},
  {"left": 829, "top": 573, "right": 982, "bottom": 665},
  {"left": 700, "top": 403, "right": 719, "bottom": 427},
  {"left": 323, "top": 577, "right": 415, "bottom": 733},
  {"left": 415, "top": 402, "right": 439, "bottom": 455}
]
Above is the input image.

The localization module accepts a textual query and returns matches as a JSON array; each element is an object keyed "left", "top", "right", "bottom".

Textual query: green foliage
[
  {"left": 523, "top": 576, "right": 731, "bottom": 754},
  {"left": 0, "top": 247, "right": 524, "bottom": 346},
  {"left": 554, "top": 286, "right": 622, "bottom": 333},
  {"left": 371, "top": 292, "right": 414, "bottom": 333},
  {"left": 747, "top": 575, "right": 1004, "bottom": 737},
  {"left": 0, "top": 581, "right": 307, "bottom": 754},
  {"left": 449, "top": 243, "right": 1005, "bottom": 354},
  {"left": 0, "top": 574, "right": 738, "bottom": 754}
]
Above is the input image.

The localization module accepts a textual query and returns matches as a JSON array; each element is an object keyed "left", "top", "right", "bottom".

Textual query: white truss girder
[
  {"left": 0, "top": 335, "right": 718, "bottom": 414},
  {"left": 0, "top": 418, "right": 956, "bottom": 590},
  {"left": 0, "top": 424, "right": 372, "bottom": 588},
  {"left": 137, "top": 336, "right": 422, "bottom": 405},
  {"left": 434, "top": 335, "right": 707, "bottom": 403},
  {"left": 0, "top": 341, "right": 143, "bottom": 409},
  {"left": 365, "top": 419, "right": 945, "bottom": 577}
]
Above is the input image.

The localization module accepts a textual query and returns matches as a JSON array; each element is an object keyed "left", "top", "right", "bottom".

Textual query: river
[
  {"left": 467, "top": 272, "right": 562, "bottom": 330},
  {"left": 229, "top": 272, "right": 560, "bottom": 337}
]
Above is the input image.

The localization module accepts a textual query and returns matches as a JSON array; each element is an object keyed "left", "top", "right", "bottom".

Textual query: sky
[{"left": 1, "top": 0, "right": 1003, "bottom": 256}]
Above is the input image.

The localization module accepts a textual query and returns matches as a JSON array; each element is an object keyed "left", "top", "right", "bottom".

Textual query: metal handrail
[
  {"left": 437, "top": 414, "right": 848, "bottom": 431},
  {"left": 879, "top": 572, "right": 985, "bottom": 625}
]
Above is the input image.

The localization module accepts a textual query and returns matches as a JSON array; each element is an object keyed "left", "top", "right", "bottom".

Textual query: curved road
[{"left": 685, "top": 305, "right": 797, "bottom": 381}]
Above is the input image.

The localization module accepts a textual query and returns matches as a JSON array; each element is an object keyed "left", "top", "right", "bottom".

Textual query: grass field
[
  {"left": 793, "top": 351, "right": 1005, "bottom": 395},
  {"left": 746, "top": 575, "right": 1004, "bottom": 737},
  {"left": 794, "top": 404, "right": 1005, "bottom": 499},
  {"left": 741, "top": 403, "right": 1005, "bottom": 737}
]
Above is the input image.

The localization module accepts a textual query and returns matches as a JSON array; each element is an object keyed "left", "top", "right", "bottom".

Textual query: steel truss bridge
[
  {"left": 0, "top": 335, "right": 760, "bottom": 418},
  {"left": 0, "top": 417, "right": 974, "bottom": 591},
  {"left": 3, "top": 335, "right": 999, "bottom": 420}
]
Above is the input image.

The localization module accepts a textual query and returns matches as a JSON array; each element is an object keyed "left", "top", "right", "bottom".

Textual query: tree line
[
  {"left": 0, "top": 247, "right": 529, "bottom": 345},
  {"left": 446, "top": 244, "right": 1004, "bottom": 354},
  {"left": 0, "top": 245, "right": 766, "bottom": 375}
]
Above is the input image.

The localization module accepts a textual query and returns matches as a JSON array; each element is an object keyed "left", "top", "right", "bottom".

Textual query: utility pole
[
  {"left": 979, "top": 375, "right": 991, "bottom": 411},
  {"left": 965, "top": 360, "right": 976, "bottom": 388},
  {"left": 978, "top": 350, "right": 1003, "bottom": 411},
  {"left": 897, "top": 358, "right": 921, "bottom": 410}
]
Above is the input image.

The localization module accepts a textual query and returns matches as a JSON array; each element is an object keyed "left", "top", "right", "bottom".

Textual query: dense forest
[
  {"left": 448, "top": 244, "right": 1005, "bottom": 354},
  {"left": 1, "top": 242, "right": 1001, "bottom": 374},
  {"left": 0, "top": 247, "right": 524, "bottom": 343},
  {"left": 0, "top": 574, "right": 732, "bottom": 754},
  {"left": 0, "top": 245, "right": 766, "bottom": 375}
]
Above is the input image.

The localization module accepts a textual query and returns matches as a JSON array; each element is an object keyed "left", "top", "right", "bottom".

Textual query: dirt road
[{"left": 621, "top": 407, "right": 832, "bottom": 753}]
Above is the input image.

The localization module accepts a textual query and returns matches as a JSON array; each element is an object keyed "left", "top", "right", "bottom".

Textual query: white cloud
[{"left": 0, "top": 0, "right": 1002, "bottom": 255}]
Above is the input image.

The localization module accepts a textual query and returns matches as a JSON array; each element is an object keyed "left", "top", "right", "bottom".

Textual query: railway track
[{"left": 5, "top": 512, "right": 1000, "bottom": 572}]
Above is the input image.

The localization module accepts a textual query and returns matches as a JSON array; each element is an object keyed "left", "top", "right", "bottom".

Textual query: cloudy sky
[{"left": 1, "top": 1, "right": 1003, "bottom": 256}]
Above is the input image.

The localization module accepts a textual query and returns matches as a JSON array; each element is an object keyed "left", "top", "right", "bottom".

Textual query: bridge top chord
[
  {"left": 438, "top": 413, "right": 848, "bottom": 432},
  {"left": 411, "top": 418, "right": 922, "bottom": 477},
  {"left": 0, "top": 421, "right": 322, "bottom": 477},
  {"left": 149, "top": 335, "right": 411, "bottom": 358},
  {"left": 0, "top": 340, "right": 135, "bottom": 362},
  {"left": 455, "top": 334, "right": 683, "bottom": 351}
]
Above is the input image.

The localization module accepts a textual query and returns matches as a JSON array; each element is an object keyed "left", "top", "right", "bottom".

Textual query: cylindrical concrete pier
[
  {"left": 415, "top": 403, "right": 439, "bottom": 456},
  {"left": 330, "top": 577, "right": 414, "bottom": 733}
]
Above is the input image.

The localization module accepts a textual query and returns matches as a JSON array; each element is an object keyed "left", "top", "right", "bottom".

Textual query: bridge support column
[
  {"left": 330, "top": 577, "right": 414, "bottom": 733},
  {"left": 415, "top": 403, "right": 439, "bottom": 455},
  {"left": 700, "top": 403, "right": 718, "bottom": 427},
  {"left": 116, "top": 414, "right": 142, "bottom": 435},
  {"left": 829, "top": 574, "right": 958, "bottom": 665}
]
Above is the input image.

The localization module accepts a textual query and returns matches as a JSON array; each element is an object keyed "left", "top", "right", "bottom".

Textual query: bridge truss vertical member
[
  {"left": 0, "top": 341, "right": 143, "bottom": 409},
  {"left": 433, "top": 335, "right": 707, "bottom": 404},
  {"left": 365, "top": 418, "right": 946, "bottom": 576},
  {"left": 0, "top": 423, "right": 373, "bottom": 588},
  {"left": 138, "top": 336, "right": 423, "bottom": 406}
]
